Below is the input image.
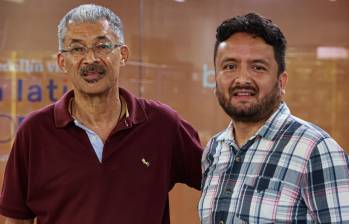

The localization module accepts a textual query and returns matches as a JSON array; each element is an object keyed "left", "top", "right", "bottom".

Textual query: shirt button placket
[{"left": 225, "top": 187, "right": 233, "bottom": 196}]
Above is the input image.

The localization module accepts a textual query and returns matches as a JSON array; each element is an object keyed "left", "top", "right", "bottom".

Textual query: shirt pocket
[
  {"left": 236, "top": 176, "right": 283, "bottom": 222},
  {"left": 245, "top": 175, "right": 283, "bottom": 192}
]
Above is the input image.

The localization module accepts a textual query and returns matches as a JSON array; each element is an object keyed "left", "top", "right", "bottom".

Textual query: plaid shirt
[{"left": 198, "top": 103, "right": 349, "bottom": 223}]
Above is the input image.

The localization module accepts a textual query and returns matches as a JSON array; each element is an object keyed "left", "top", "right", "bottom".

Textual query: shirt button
[
  {"left": 235, "top": 156, "right": 241, "bottom": 162},
  {"left": 219, "top": 220, "right": 224, "bottom": 224},
  {"left": 225, "top": 188, "right": 232, "bottom": 194}
]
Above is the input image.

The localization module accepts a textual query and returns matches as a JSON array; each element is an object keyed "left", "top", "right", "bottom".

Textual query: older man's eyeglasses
[{"left": 61, "top": 43, "right": 123, "bottom": 57}]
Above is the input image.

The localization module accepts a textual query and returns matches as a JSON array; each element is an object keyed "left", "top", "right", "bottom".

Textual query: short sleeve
[
  {"left": 171, "top": 114, "right": 203, "bottom": 190},
  {"left": 0, "top": 126, "right": 36, "bottom": 219}
]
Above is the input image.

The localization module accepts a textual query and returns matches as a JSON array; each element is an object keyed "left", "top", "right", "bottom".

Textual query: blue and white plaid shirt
[{"left": 198, "top": 103, "right": 349, "bottom": 223}]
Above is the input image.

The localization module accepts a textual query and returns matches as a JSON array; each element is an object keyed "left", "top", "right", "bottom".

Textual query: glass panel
[{"left": 0, "top": 0, "right": 348, "bottom": 223}]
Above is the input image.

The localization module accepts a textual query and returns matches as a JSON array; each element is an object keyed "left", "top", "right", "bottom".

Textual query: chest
[
  {"left": 201, "top": 139, "right": 312, "bottom": 222},
  {"left": 26, "top": 124, "right": 174, "bottom": 211}
]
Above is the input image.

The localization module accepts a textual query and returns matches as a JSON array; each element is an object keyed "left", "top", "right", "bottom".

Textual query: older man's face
[{"left": 57, "top": 19, "right": 128, "bottom": 96}]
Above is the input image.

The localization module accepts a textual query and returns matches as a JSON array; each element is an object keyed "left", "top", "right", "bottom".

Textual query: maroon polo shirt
[{"left": 0, "top": 87, "right": 202, "bottom": 224}]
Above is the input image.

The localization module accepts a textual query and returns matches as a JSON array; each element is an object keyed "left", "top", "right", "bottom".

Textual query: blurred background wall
[{"left": 0, "top": 0, "right": 348, "bottom": 223}]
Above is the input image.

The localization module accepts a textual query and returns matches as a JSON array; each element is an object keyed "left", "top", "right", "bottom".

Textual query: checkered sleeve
[
  {"left": 201, "top": 139, "right": 212, "bottom": 189},
  {"left": 201, "top": 137, "right": 220, "bottom": 189},
  {"left": 303, "top": 137, "right": 349, "bottom": 223}
]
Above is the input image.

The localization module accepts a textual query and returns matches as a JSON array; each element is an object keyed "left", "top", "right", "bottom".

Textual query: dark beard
[{"left": 216, "top": 81, "right": 281, "bottom": 123}]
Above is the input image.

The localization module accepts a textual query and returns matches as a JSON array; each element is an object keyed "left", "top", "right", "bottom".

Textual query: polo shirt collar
[
  {"left": 54, "top": 87, "right": 147, "bottom": 128},
  {"left": 54, "top": 90, "right": 74, "bottom": 128},
  {"left": 118, "top": 87, "right": 147, "bottom": 125},
  {"left": 216, "top": 102, "right": 291, "bottom": 142}
]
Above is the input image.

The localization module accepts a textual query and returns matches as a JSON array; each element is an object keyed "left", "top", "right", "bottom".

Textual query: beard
[{"left": 216, "top": 81, "right": 282, "bottom": 123}]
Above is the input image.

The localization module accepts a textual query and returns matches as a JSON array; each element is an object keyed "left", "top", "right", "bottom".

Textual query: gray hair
[{"left": 57, "top": 4, "right": 125, "bottom": 51}]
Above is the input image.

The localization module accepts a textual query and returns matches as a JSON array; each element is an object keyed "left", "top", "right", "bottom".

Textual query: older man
[
  {"left": 0, "top": 4, "right": 202, "bottom": 224},
  {"left": 198, "top": 13, "right": 349, "bottom": 223}
]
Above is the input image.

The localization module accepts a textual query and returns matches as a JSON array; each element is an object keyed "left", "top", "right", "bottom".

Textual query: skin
[
  {"left": 4, "top": 19, "right": 129, "bottom": 224},
  {"left": 215, "top": 32, "right": 288, "bottom": 147},
  {"left": 57, "top": 19, "right": 129, "bottom": 142}
]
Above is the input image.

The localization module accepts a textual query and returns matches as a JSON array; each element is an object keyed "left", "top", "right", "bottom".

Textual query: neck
[
  {"left": 232, "top": 102, "right": 282, "bottom": 147},
  {"left": 232, "top": 119, "right": 265, "bottom": 148},
  {"left": 72, "top": 88, "right": 121, "bottom": 129}
]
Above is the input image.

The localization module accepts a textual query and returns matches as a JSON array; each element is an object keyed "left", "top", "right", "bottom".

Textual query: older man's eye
[
  {"left": 96, "top": 44, "right": 112, "bottom": 50},
  {"left": 71, "top": 47, "right": 85, "bottom": 53}
]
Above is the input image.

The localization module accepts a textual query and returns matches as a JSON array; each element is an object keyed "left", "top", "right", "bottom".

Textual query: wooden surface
[{"left": 0, "top": 1, "right": 349, "bottom": 223}]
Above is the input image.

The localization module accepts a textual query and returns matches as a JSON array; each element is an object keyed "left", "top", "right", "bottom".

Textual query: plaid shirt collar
[{"left": 216, "top": 102, "right": 290, "bottom": 143}]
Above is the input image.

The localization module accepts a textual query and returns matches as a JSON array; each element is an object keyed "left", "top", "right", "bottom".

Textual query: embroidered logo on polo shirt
[{"left": 141, "top": 158, "right": 150, "bottom": 167}]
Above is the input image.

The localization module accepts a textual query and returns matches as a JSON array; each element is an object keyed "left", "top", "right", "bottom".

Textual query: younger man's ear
[{"left": 279, "top": 71, "right": 288, "bottom": 95}]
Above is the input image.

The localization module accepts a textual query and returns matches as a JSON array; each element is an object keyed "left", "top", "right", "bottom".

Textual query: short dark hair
[{"left": 214, "top": 13, "right": 287, "bottom": 75}]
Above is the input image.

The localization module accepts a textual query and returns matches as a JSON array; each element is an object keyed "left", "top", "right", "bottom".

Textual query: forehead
[
  {"left": 64, "top": 19, "right": 118, "bottom": 44},
  {"left": 216, "top": 32, "right": 275, "bottom": 63}
]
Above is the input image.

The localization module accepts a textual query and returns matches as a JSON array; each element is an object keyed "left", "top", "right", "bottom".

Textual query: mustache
[
  {"left": 79, "top": 63, "right": 107, "bottom": 76},
  {"left": 229, "top": 84, "right": 257, "bottom": 95}
]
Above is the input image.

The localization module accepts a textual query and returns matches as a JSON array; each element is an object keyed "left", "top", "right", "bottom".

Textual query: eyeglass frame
[{"left": 60, "top": 43, "right": 124, "bottom": 57}]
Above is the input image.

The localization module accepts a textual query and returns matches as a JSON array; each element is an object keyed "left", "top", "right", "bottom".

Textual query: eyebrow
[
  {"left": 69, "top": 39, "right": 83, "bottom": 45},
  {"left": 68, "top": 36, "right": 112, "bottom": 45},
  {"left": 250, "top": 59, "right": 270, "bottom": 66},
  {"left": 220, "top": 58, "right": 239, "bottom": 65},
  {"left": 95, "top": 36, "right": 111, "bottom": 42},
  {"left": 218, "top": 58, "right": 272, "bottom": 69}
]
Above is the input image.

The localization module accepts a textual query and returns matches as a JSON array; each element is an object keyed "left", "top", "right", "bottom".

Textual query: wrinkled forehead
[{"left": 64, "top": 19, "right": 118, "bottom": 45}]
